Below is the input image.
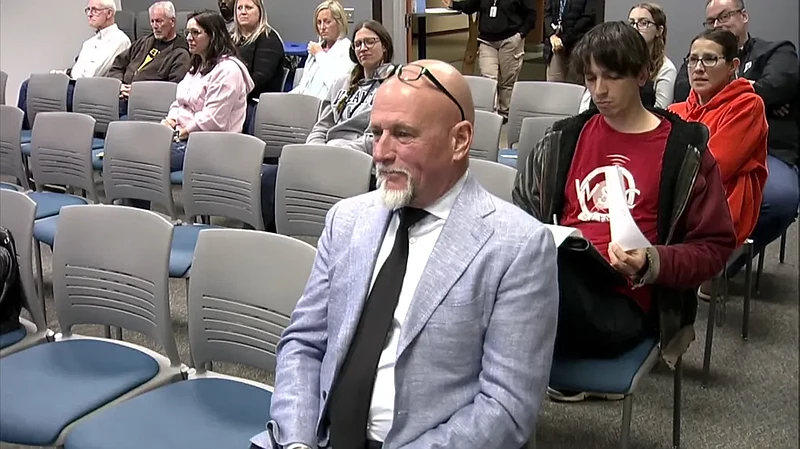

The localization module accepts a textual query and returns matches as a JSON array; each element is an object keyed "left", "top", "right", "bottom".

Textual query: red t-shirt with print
[{"left": 559, "top": 114, "right": 671, "bottom": 312}]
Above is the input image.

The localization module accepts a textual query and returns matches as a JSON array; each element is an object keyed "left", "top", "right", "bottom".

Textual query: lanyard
[{"left": 558, "top": 0, "right": 568, "bottom": 24}]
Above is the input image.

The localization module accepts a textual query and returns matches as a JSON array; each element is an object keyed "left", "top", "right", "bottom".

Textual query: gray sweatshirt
[{"left": 305, "top": 63, "right": 395, "bottom": 153}]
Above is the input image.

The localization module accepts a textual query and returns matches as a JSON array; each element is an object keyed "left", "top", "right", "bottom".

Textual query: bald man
[{"left": 251, "top": 60, "right": 559, "bottom": 449}]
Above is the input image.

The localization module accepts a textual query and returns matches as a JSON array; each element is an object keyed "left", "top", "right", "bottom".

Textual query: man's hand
[
  {"left": 774, "top": 104, "right": 791, "bottom": 117},
  {"left": 550, "top": 34, "right": 564, "bottom": 52},
  {"left": 161, "top": 118, "right": 177, "bottom": 129},
  {"left": 440, "top": 0, "right": 453, "bottom": 7},
  {"left": 308, "top": 42, "right": 323, "bottom": 56},
  {"left": 120, "top": 84, "right": 131, "bottom": 98},
  {"left": 177, "top": 126, "right": 189, "bottom": 141},
  {"left": 608, "top": 243, "right": 647, "bottom": 277}
]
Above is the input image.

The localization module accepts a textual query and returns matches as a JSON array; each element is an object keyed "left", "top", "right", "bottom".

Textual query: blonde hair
[
  {"left": 233, "top": 0, "right": 271, "bottom": 46},
  {"left": 315, "top": 0, "right": 348, "bottom": 41}
]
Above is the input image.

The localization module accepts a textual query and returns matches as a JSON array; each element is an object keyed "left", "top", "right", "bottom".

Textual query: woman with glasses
[
  {"left": 257, "top": 20, "right": 395, "bottom": 232},
  {"left": 306, "top": 20, "right": 395, "bottom": 153},
  {"left": 162, "top": 10, "right": 254, "bottom": 172},
  {"left": 291, "top": 1, "right": 355, "bottom": 100},
  {"left": 668, "top": 29, "right": 768, "bottom": 297},
  {"left": 233, "top": 0, "right": 287, "bottom": 134},
  {"left": 579, "top": 3, "right": 676, "bottom": 112}
]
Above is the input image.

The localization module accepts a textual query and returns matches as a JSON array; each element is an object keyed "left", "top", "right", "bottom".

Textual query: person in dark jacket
[
  {"left": 513, "top": 22, "right": 736, "bottom": 402},
  {"left": 543, "top": 0, "right": 601, "bottom": 83},
  {"left": 232, "top": 0, "right": 286, "bottom": 134},
  {"left": 444, "top": 0, "right": 536, "bottom": 120},
  {"left": 673, "top": 0, "right": 799, "bottom": 257},
  {"left": 106, "top": 1, "right": 191, "bottom": 117}
]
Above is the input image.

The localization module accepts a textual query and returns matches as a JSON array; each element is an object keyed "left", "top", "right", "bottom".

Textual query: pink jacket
[{"left": 167, "top": 56, "right": 255, "bottom": 133}]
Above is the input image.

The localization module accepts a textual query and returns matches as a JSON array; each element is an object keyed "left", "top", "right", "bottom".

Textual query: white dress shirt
[
  {"left": 290, "top": 37, "right": 354, "bottom": 100},
  {"left": 366, "top": 172, "right": 468, "bottom": 442},
  {"left": 70, "top": 23, "right": 131, "bottom": 79}
]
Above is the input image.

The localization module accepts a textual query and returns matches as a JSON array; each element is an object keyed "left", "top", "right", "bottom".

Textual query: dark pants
[
  {"left": 119, "top": 97, "right": 129, "bottom": 119},
  {"left": 554, "top": 246, "right": 653, "bottom": 359},
  {"left": 244, "top": 100, "right": 257, "bottom": 135},
  {"left": 729, "top": 155, "right": 800, "bottom": 274},
  {"left": 260, "top": 163, "right": 278, "bottom": 231},
  {"left": 170, "top": 141, "right": 188, "bottom": 172},
  {"left": 18, "top": 78, "right": 76, "bottom": 129}
]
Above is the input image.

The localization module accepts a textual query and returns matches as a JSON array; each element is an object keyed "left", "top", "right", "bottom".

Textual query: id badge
[{"left": 489, "top": 6, "right": 497, "bottom": 17}]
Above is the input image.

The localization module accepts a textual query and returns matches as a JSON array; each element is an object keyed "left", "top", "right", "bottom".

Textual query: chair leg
[
  {"left": 114, "top": 327, "right": 123, "bottom": 340},
  {"left": 716, "top": 271, "right": 728, "bottom": 327},
  {"left": 779, "top": 229, "right": 787, "bottom": 263},
  {"left": 742, "top": 242, "right": 753, "bottom": 340},
  {"left": 620, "top": 395, "right": 633, "bottom": 449},
  {"left": 104, "top": 325, "right": 112, "bottom": 338},
  {"left": 754, "top": 249, "right": 765, "bottom": 294},
  {"left": 673, "top": 357, "right": 683, "bottom": 449},
  {"left": 702, "top": 276, "right": 719, "bottom": 387},
  {"left": 33, "top": 242, "right": 46, "bottom": 325}
]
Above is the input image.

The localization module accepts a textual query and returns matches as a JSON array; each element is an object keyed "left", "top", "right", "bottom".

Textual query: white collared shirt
[
  {"left": 366, "top": 172, "right": 469, "bottom": 442},
  {"left": 70, "top": 23, "right": 131, "bottom": 79}
]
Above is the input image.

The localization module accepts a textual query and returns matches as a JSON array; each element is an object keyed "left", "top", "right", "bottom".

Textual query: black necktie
[{"left": 328, "top": 207, "right": 428, "bottom": 449}]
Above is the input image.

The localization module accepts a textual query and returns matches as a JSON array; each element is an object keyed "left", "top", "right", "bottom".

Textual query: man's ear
[{"left": 451, "top": 121, "right": 473, "bottom": 162}]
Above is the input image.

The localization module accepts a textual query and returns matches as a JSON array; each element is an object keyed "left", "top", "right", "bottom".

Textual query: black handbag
[{"left": 0, "top": 227, "right": 25, "bottom": 334}]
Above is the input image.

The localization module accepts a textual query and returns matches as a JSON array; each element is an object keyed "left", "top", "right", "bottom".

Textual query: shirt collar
[
  {"left": 420, "top": 171, "right": 468, "bottom": 221},
  {"left": 96, "top": 23, "right": 119, "bottom": 39}
]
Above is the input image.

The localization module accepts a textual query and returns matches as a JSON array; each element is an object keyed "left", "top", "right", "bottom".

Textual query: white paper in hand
[{"left": 604, "top": 166, "right": 651, "bottom": 251}]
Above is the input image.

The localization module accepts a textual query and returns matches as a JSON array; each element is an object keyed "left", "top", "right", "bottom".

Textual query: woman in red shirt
[{"left": 669, "top": 29, "right": 768, "bottom": 250}]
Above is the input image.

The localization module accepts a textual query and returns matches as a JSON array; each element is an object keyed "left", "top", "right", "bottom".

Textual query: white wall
[{"left": 0, "top": 0, "right": 98, "bottom": 106}]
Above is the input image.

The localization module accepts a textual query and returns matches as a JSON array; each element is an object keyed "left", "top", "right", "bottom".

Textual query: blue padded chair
[
  {"left": 0, "top": 205, "right": 184, "bottom": 446},
  {"left": 0, "top": 190, "right": 51, "bottom": 357},
  {"left": 64, "top": 229, "right": 317, "bottom": 449},
  {"left": 169, "top": 132, "right": 265, "bottom": 278},
  {"left": 170, "top": 170, "right": 183, "bottom": 185},
  {"left": 498, "top": 116, "right": 563, "bottom": 169},
  {"left": 1, "top": 105, "right": 30, "bottom": 190},
  {"left": 72, "top": 77, "right": 122, "bottom": 165},
  {"left": 26, "top": 112, "right": 99, "bottom": 217},
  {"left": 22, "top": 72, "right": 70, "bottom": 144},
  {"left": 504, "top": 81, "right": 584, "bottom": 149},
  {"left": 544, "top": 338, "right": 684, "bottom": 449}
]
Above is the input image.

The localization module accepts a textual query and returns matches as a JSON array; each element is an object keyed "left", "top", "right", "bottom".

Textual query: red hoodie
[{"left": 668, "top": 78, "right": 768, "bottom": 246}]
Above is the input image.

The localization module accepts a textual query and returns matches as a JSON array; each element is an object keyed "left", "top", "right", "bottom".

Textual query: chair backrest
[
  {"left": 254, "top": 93, "right": 322, "bottom": 159},
  {"left": 0, "top": 70, "right": 8, "bottom": 105},
  {"left": 0, "top": 190, "right": 46, "bottom": 330},
  {"left": 292, "top": 67, "right": 304, "bottom": 89},
  {"left": 276, "top": 144, "right": 373, "bottom": 245},
  {"left": 183, "top": 132, "right": 266, "bottom": 228},
  {"left": 127, "top": 81, "right": 177, "bottom": 122},
  {"left": 470, "top": 110, "right": 503, "bottom": 161},
  {"left": 469, "top": 159, "right": 516, "bottom": 203},
  {"left": 29, "top": 112, "right": 98, "bottom": 201},
  {"left": 516, "top": 116, "right": 562, "bottom": 172},
  {"left": 115, "top": 10, "right": 136, "bottom": 41},
  {"left": 103, "top": 121, "right": 176, "bottom": 219},
  {"left": 188, "top": 229, "right": 316, "bottom": 373},
  {"left": 26, "top": 73, "right": 70, "bottom": 128},
  {"left": 52, "top": 204, "right": 181, "bottom": 365},
  {"left": 465, "top": 75, "right": 497, "bottom": 113},
  {"left": 73, "top": 77, "right": 122, "bottom": 133},
  {"left": 507, "top": 81, "right": 586, "bottom": 147},
  {"left": 0, "top": 105, "right": 29, "bottom": 189},
  {"left": 136, "top": 10, "right": 152, "bottom": 40},
  {"left": 175, "top": 11, "right": 190, "bottom": 37}
]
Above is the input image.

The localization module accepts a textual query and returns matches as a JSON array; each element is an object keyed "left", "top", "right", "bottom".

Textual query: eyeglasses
[
  {"left": 185, "top": 29, "right": 205, "bottom": 38},
  {"left": 685, "top": 55, "right": 723, "bottom": 69},
  {"left": 84, "top": 6, "right": 110, "bottom": 15},
  {"left": 353, "top": 37, "right": 381, "bottom": 50},
  {"left": 628, "top": 19, "right": 654, "bottom": 30},
  {"left": 703, "top": 9, "right": 743, "bottom": 29},
  {"left": 391, "top": 64, "right": 466, "bottom": 122}
]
